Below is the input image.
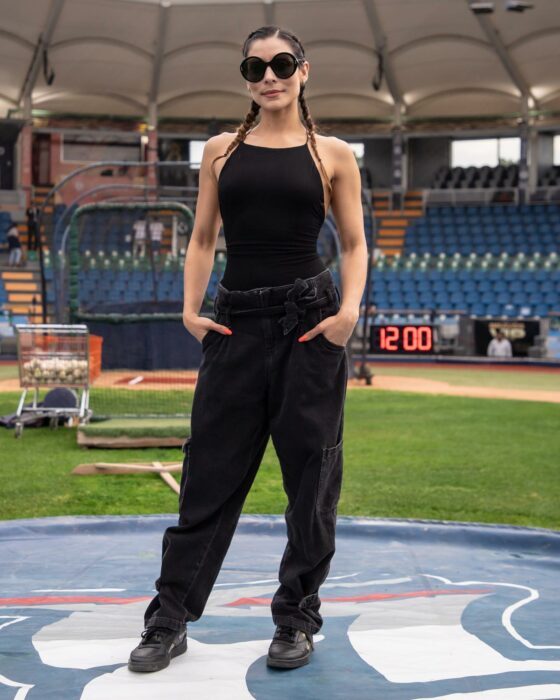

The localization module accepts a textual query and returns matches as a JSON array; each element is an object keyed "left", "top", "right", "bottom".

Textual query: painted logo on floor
[{"left": 1, "top": 572, "right": 560, "bottom": 699}]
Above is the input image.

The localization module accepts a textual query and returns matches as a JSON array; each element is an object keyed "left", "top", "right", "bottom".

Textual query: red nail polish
[{"left": 298, "top": 335, "right": 308, "bottom": 342}]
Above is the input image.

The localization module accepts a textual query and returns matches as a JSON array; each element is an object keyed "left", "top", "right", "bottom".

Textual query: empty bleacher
[
  {"left": 538, "top": 166, "right": 560, "bottom": 188},
  {"left": 369, "top": 203, "right": 560, "bottom": 319},
  {"left": 431, "top": 165, "right": 519, "bottom": 190},
  {"left": 404, "top": 204, "right": 559, "bottom": 257},
  {"left": 371, "top": 254, "right": 559, "bottom": 318}
]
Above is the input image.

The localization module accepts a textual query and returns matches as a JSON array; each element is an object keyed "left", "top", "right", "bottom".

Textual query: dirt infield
[
  {"left": 347, "top": 374, "right": 560, "bottom": 404},
  {"left": 1, "top": 363, "right": 559, "bottom": 404}
]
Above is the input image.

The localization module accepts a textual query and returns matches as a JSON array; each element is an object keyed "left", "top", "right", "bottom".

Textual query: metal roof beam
[
  {"left": 468, "top": 0, "right": 538, "bottom": 109},
  {"left": 148, "top": 1, "right": 170, "bottom": 125},
  {"left": 361, "top": 0, "right": 404, "bottom": 124},
  {"left": 18, "top": 0, "right": 66, "bottom": 115}
]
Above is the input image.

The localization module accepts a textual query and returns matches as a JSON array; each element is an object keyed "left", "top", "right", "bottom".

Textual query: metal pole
[{"left": 354, "top": 187, "right": 376, "bottom": 385}]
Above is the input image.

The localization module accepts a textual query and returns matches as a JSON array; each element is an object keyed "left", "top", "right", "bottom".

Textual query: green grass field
[{"left": 1, "top": 387, "right": 558, "bottom": 531}]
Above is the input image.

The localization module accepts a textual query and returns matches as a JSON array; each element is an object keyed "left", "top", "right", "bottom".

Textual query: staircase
[
  {"left": 372, "top": 190, "right": 424, "bottom": 257},
  {"left": 0, "top": 263, "right": 45, "bottom": 323}
]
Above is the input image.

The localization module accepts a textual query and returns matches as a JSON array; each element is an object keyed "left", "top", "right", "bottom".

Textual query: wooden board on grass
[
  {"left": 77, "top": 416, "right": 190, "bottom": 447},
  {"left": 77, "top": 432, "right": 184, "bottom": 448},
  {"left": 72, "top": 460, "right": 183, "bottom": 494}
]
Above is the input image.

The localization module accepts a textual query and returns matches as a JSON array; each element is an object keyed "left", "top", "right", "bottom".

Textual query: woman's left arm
[{"left": 300, "top": 138, "right": 368, "bottom": 347}]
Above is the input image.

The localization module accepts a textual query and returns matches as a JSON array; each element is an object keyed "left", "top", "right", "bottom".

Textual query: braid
[
  {"left": 210, "top": 100, "right": 260, "bottom": 172},
  {"left": 299, "top": 84, "right": 333, "bottom": 199}
]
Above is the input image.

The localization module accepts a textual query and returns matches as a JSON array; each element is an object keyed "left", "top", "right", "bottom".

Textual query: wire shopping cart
[{"left": 14, "top": 324, "right": 94, "bottom": 437}]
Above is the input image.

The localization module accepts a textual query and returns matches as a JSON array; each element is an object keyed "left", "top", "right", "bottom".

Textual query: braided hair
[{"left": 211, "top": 25, "right": 332, "bottom": 199}]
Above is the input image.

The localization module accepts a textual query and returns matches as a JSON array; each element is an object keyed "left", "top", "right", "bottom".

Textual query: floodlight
[
  {"left": 469, "top": 1, "right": 495, "bottom": 13},
  {"left": 505, "top": 0, "right": 534, "bottom": 11}
]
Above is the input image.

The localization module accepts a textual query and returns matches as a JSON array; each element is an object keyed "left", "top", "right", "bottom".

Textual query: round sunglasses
[{"left": 240, "top": 52, "right": 304, "bottom": 83}]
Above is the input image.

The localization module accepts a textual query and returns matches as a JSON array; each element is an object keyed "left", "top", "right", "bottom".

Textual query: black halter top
[{"left": 217, "top": 130, "right": 327, "bottom": 290}]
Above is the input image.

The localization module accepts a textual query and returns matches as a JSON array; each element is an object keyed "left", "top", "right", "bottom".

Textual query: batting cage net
[{"left": 66, "top": 201, "right": 200, "bottom": 423}]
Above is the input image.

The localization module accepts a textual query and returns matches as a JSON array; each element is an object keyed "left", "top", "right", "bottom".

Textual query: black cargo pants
[{"left": 143, "top": 268, "right": 348, "bottom": 637}]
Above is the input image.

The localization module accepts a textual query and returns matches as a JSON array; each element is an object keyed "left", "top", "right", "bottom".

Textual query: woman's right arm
[{"left": 182, "top": 134, "right": 232, "bottom": 343}]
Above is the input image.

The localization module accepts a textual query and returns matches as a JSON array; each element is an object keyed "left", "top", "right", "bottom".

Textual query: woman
[
  {"left": 7, "top": 219, "right": 23, "bottom": 267},
  {"left": 129, "top": 25, "right": 367, "bottom": 673}
]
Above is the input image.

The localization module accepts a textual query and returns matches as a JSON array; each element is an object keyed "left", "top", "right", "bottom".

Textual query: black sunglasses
[{"left": 240, "top": 52, "right": 304, "bottom": 83}]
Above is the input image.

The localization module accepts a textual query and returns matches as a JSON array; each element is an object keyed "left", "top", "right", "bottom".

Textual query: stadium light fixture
[
  {"left": 505, "top": 0, "right": 534, "bottom": 11},
  {"left": 469, "top": 1, "right": 495, "bottom": 14}
]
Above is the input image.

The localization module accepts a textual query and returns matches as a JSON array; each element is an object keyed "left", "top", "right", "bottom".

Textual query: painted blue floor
[{"left": 1, "top": 514, "right": 559, "bottom": 699}]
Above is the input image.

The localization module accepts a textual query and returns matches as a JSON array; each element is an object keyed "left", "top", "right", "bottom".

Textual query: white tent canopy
[{"left": 0, "top": 0, "right": 559, "bottom": 123}]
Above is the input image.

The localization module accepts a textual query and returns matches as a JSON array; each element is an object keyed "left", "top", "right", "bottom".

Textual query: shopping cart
[{"left": 14, "top": 324, "right": 94, "bottom": 437}]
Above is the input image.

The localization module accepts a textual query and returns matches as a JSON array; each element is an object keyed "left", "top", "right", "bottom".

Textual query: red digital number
[
  {"left": 379, "top": 325, "right": 433, "bottom": 352},
  {"left": 403, "top": 326, "right": 415, "bottom": 350},
  {"left": 380, "top": 325, "right": 399, "bottom": 351},
  {"left": 402, "top": 325, "right": 432, "bottom": 351},
  {"left": 417, "top": 326, "right": 432, "bottom": 351}
]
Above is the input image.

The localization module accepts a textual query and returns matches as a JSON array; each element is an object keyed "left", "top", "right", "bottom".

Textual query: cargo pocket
[
  {"left": 179, "top": 436, "right": 192, "bottom": 511},
  {"left": 316, "top": 437, "right": 343, "bottom": 512}
]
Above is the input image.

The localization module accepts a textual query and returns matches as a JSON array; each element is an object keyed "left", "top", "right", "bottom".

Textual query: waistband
[{"left": 215, "top": 268, "right": 339, "bottom": 335}]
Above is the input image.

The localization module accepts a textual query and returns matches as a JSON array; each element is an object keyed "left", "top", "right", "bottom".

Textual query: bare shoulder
[
  {"left": 316, "top": 134, "right": 355, "bottom": 163},
  {"left": 203, "top": 132, "right": 238, "bottom": 182},
  {"left": 205, "top": 131, "right": 237, "bottom": 154},
  {"left": 315, "top": 135, "right": 356, "bottom": 183},
  {"left": 323, "top": 135, "right": 355, "bottom": 161}
]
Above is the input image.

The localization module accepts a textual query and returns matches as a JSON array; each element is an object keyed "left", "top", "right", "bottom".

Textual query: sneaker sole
[
  {"left": 266, "top": 650, "right": 312, "bottom": 669},
  {"left": 127, "top": 636, "right": 187, "bottom": 673}
]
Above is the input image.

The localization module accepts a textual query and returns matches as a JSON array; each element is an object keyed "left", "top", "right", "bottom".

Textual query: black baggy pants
[{"left": 143, "top": 268, "right": 348, "bottom": 636}]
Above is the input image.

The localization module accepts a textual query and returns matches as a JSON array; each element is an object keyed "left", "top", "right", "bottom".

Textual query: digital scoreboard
[{"left": 371, "top": 324, "right": 434, "bottom": 354}]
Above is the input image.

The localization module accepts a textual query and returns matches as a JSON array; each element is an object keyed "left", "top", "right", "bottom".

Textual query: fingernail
[
  {"left": 298, "top": 334, "right": 308, "bottom": 342},
  {"left": 225, "top": 329, "right": 233, "bottom": 335}
]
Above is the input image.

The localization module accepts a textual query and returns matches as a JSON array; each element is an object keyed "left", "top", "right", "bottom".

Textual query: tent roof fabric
[{"left": 0, "top": 0, "right": 559, "bottom": 123}]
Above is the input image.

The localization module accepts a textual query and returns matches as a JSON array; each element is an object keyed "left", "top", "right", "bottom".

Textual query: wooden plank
[
  {"left": 379, "top": 224, "right": 406, "bottom": 236},
  {"left": 4, "top": 283, "right": 39, "bottom": 291},
  {"left": 378, "top": 248, "right": 401, "bottom": 255},
  {"left": 157, "top": 466, "right": 180, "bottom": 494},
  {"left": 154, "top": 462, "right": 180, "bottom": 494},
  {"left": 76, "top": 432, "right": 184, "bottom": 447},
  {"left": 5, "top": 304, "right": 42, "bottom": 314},
  {"left": 381, "top": 218, "right": 408, "bottom": 228},
  {"left": 9, "top": 293, "right": 39, "bottom": 302},
  {"left": 72, "top": 461, "right": 182, "bottom": 474},
  {"left": 2, "top": 272, "right": 35, "bottom": 281}
]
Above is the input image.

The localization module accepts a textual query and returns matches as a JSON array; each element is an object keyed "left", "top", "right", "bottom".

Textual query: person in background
[
  {"left": 148, "top": 216, "right": 164, "bottom": 256},
  {"left": 26, "top": 206, "right": 39, "bottom": 252},
  {"left": 487, "top": 328, "right": 512, "bottom": 358},
  {"left": 132, "top": 215, "right": 147, "bottom": 258},
  {"left": 7, "top": 219, "right": 23, "bottom": 267}
]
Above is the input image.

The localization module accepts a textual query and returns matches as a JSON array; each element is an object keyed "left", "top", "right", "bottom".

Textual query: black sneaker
[
  {"left": 266, "top": 624, "right": 314, "bottom": 669},
  {"left": 128, "top": 625, "right": 187, "bottom": 673}
]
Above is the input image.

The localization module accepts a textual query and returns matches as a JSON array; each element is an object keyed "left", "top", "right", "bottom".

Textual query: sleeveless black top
[{"left": 217, "top": 131, "right": 327, "bottom": 290}]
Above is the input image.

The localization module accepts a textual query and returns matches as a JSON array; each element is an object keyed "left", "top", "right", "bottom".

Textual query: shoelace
[
  {"left": 140, "top": 627, "right": 168, "bottom": 645},
  {"left": 274, "top": 625, "right": 300, "bottom": 643}
]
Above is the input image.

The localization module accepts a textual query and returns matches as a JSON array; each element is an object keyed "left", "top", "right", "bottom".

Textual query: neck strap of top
[{"left": 246, "top": 127, "right": 309, "bottom": 146}]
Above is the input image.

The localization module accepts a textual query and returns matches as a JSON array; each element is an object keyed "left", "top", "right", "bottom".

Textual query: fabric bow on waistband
[{"left": 277, "top": 277, "right": 319, "bottom": 335}]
